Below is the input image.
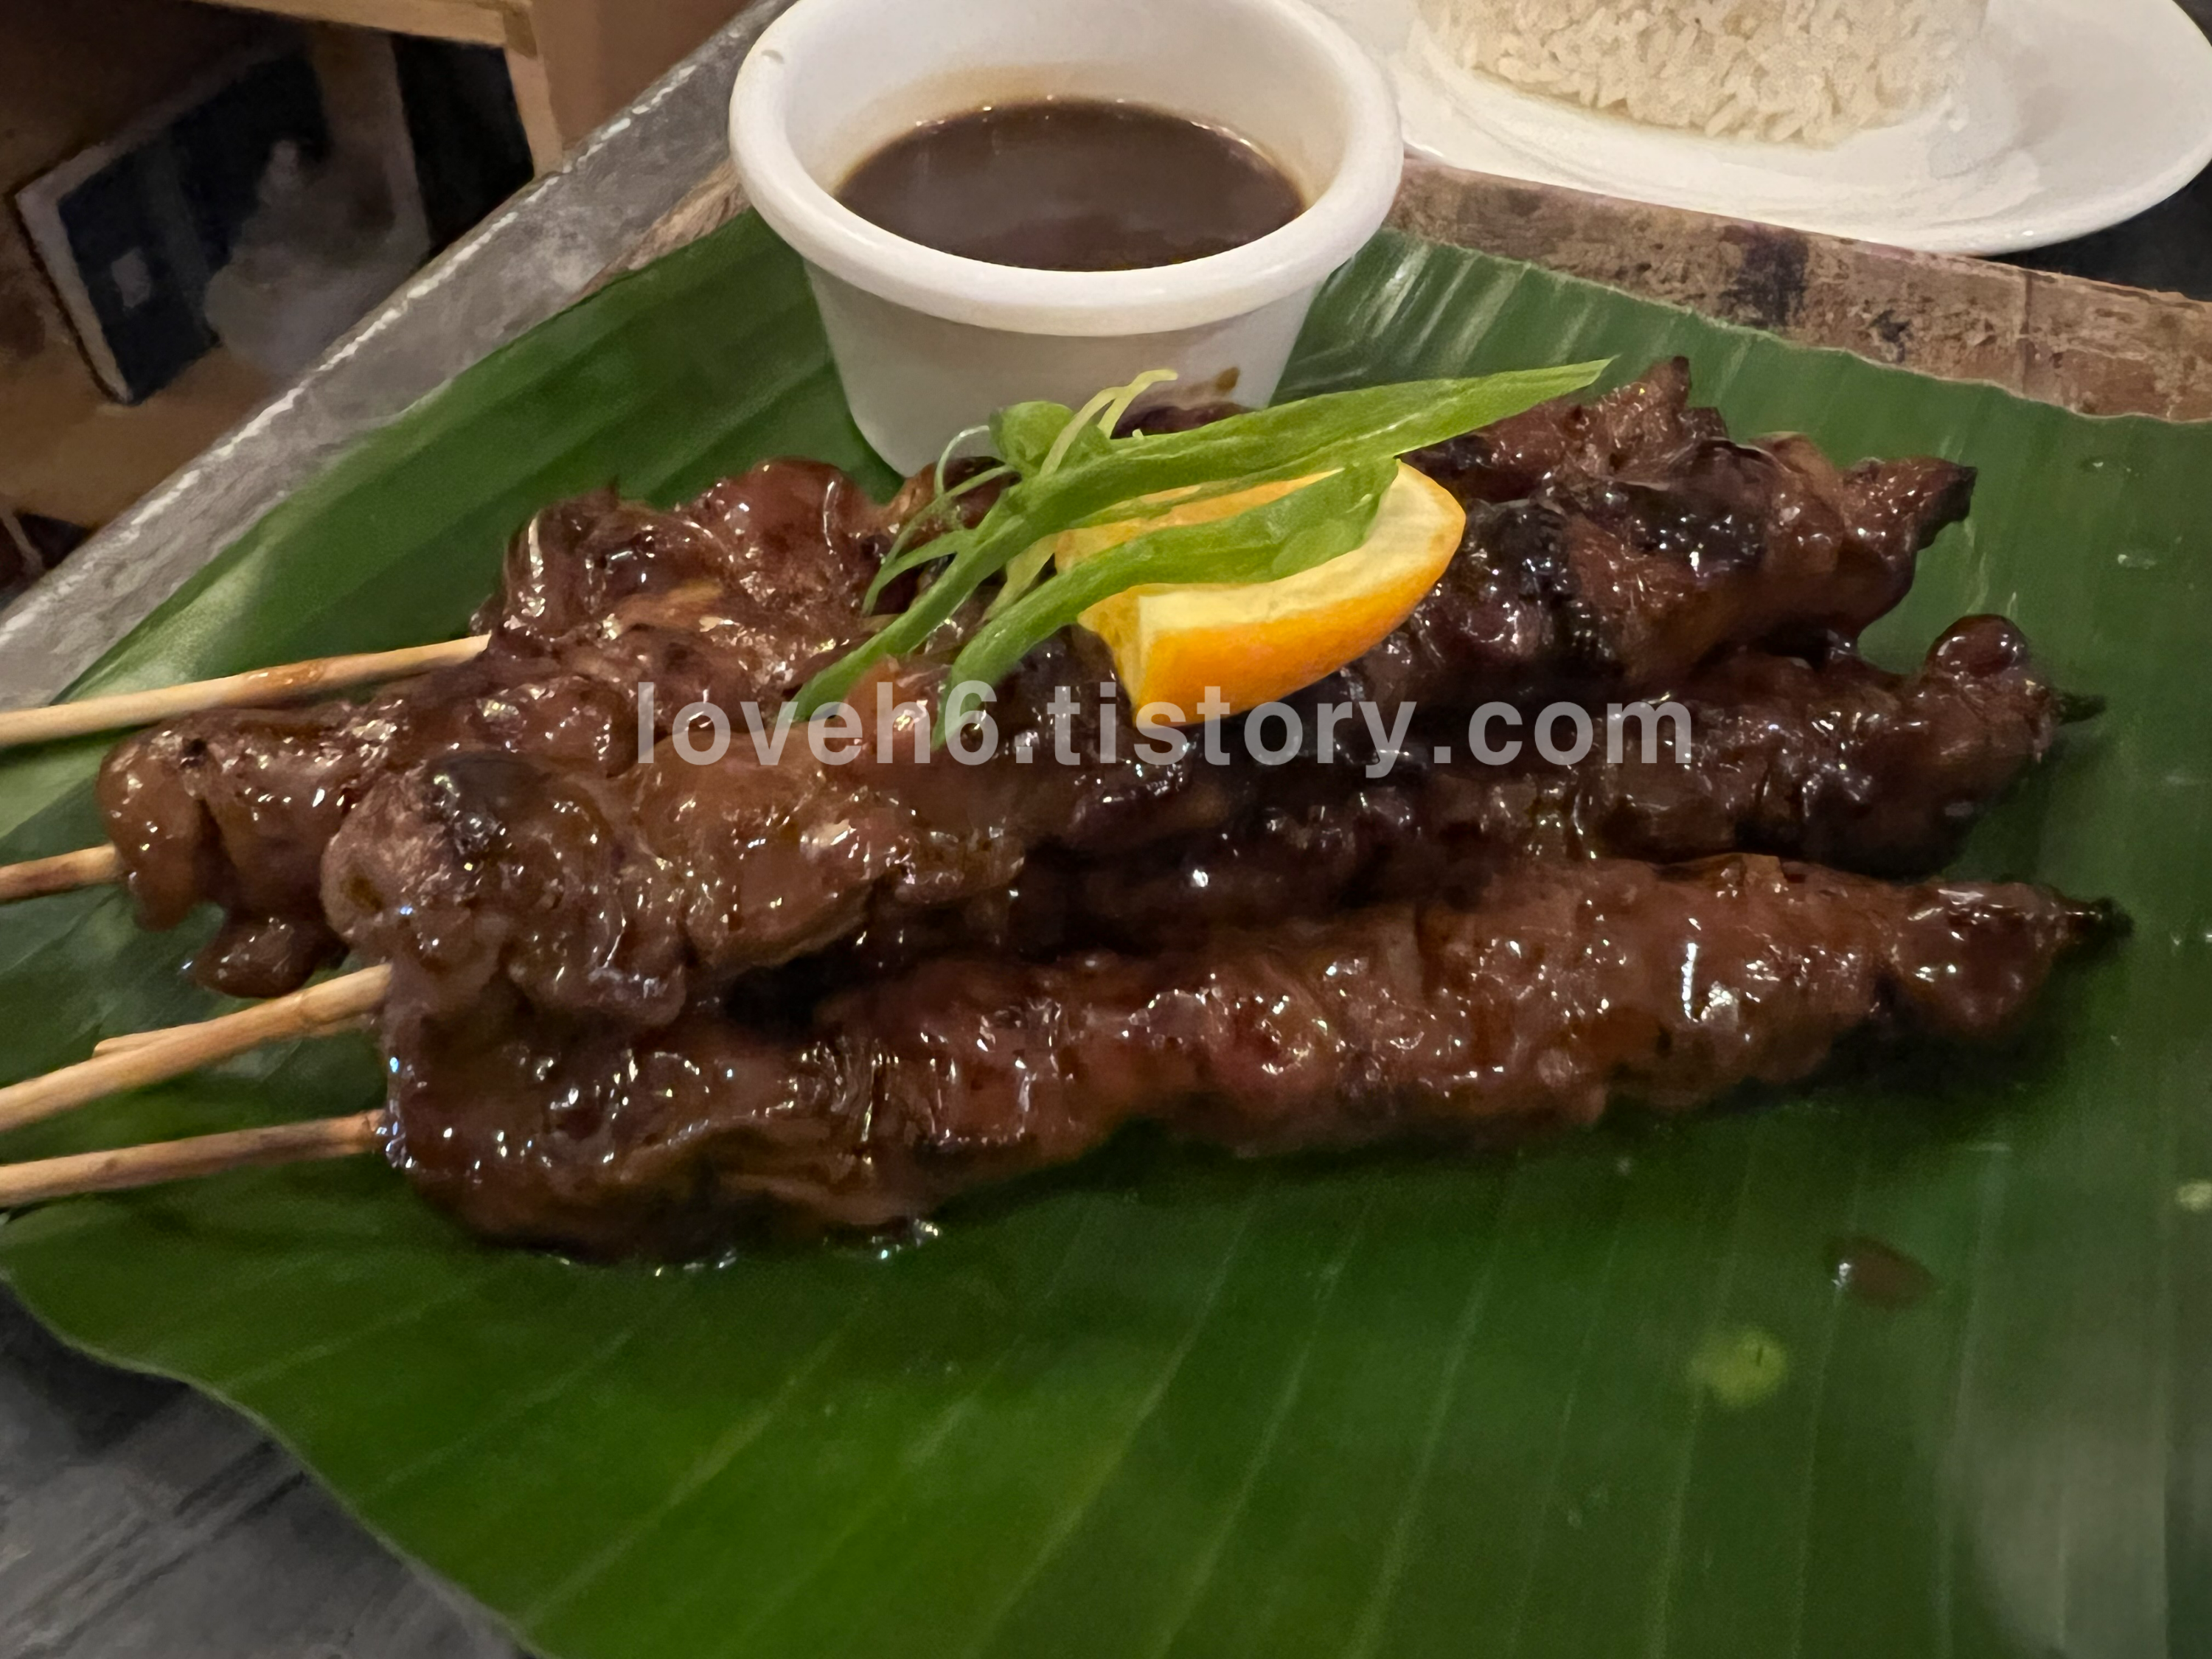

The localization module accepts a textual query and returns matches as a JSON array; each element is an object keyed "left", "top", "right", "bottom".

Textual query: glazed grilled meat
[
  {"left": 982, "top": 614, "right": 2067, "bottom": 959},
  {"left": 320, "top": 629, "right": 1278, "bottom": 1019},
  {"left": 335, "top": 608, "right": 2068, "bottom": 1014},
  {"left": 322, "top": 370, "right": 1997, "bottom": 1014},
  {"left": 60, "top": 364, "right": 2107, "bottom": 1265},
  {"left": 1566, "top": 612, "right": 2064, "bottom": 872},
  {"left": 97, "top": 364, "right": 1978, "bottom": 999},
  {"left": 383, "top": 855, "right": 2107, "bottom": 1256},
  {"left": 1368, "top": 358, "right": 1976, "bottom": 705},
  {"left": 94, "top": 667, "right": 647, "bottom": 996},
  {"left": 99, "top": 460, "right": 888, "bottom": 995}
]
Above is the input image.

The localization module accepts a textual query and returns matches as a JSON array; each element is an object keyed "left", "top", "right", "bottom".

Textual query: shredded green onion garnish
[
  {"left": 940, "top": 457, "right": 1395, "bottom": 742},
  {"left": 864, "top": 463, "right": 1011, "bottom": 611},
  {"left": 932, "top": 424, "right": 991, "bottom": 497},
  {"left": 795, "top": 360, "right": 1610, "bottom": 731},
  {"left": 1092, "top": 368, "right": 1181, "bottom": 448},
  {"left": 1037, "top": 383, "right": 1124, "bottom": 477},
  {"left": 981, "top": 536, "right": 1058, "bottom": 621}
]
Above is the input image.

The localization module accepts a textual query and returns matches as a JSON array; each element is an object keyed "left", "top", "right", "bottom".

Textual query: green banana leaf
[{"left": 1, "top": 215, "right": 2207, "bottom": 1659}]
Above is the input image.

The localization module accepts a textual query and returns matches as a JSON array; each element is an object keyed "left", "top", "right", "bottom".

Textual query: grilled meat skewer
[
  {"left": 97, "top": 458, "right": 889, "bottom": 997},
  {"left": 325, "top": 611, "right": 2071, "bottom": 1018},
  {"left": 1006, "top": 612, "right": 2070, "bottom": 960},
  {"left": 382, "top": 855, "right": 2107, "bottom": 1256}
]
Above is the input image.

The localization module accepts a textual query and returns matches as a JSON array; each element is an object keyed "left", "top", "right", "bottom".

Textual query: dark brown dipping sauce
[{"left": 837, "top": 100, "right": 1303, "bottom": 272}]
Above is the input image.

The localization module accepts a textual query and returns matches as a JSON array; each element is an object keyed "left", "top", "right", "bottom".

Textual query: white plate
[{"left": 1312, "top": 0, "right": 2212, "bottom": 254}]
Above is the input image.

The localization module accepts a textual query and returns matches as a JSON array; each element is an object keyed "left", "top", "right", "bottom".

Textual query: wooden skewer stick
[
  {"left": 94, "top": 1012, "right": 372, "bottom": 1057},
  {"left": 0, "top": 965, "right": 390, "bottom": 1135},
  {"left": 0, "top": 635, "right": 490, "bottom": 751},
  {"left": 0, "top": 845, "right": 122, "bottom": 904},
  {"left": 0, "top": 1110, "right": 388, "bottom": 1207}
]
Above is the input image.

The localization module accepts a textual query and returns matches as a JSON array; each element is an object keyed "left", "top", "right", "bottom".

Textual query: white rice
[{"left": 1419, "top": 0, "right": 1986, "bottom": 146}]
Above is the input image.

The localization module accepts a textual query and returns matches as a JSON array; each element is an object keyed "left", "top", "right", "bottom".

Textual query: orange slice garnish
[{"left": 1049, "top": 462, "right": 1465, "bottom": 717}]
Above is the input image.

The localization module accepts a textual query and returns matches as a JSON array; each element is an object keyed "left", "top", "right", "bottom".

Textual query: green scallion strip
[
  {"left": 932, "top": 424, "right": 990, "bottom": 496},
  {"left": 1092, "top": 368, "right": 1180, "bottom": 443},
  {"left": 1038, "top": 384, "right": 1124, "bottom": 476},
  {"left": 982, "top": 537, "right": 1058, "bottom": 620}
]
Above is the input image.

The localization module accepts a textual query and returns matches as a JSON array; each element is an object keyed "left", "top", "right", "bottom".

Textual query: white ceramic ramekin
[{"left": 728, "top": 0, "right": 1402, "bottom": 472}]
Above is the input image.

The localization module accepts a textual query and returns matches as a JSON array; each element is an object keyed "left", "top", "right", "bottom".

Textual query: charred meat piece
[
  {"left": 329, "top": 614, "right": 2070, "bottom": 1012},
  {"left": 98, "top": 664, "right": 649, "bottom": 997},
  {"left": 98, "top": 461, "right": 892, "bottom": 996},
  {"left": 383, "top": 855, "right": 2109, "bottom": 1255},
  {"left": 322, "top": 635, "right": 1244, "bottom": 1020},
  {"left": 1405, "top": 355, "right": 1730, "bottom": 502},
  {"left": 98, "top": 704, "right": 366, "bottom": 997},
  {"left": 1368, "top": 358, "right": 1975, "bottom": 703},
  {"left": 486, "top": 458, "right": 889, "bottom": 712},
  {"left": 869, "top": 614, "right": 2067, "bottom": 962},
  {"left": 1572, "top": 612, "right": 2062, "bottom": 874}
]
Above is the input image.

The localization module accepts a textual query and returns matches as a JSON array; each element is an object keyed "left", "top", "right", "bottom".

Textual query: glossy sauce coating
[
  {"left": 69, "top": 364, "right": 2106, "bottom": 1262},
  {"left": 321, "top": 365, "right": 2000, "bottom": 1020},
  {"left": 323, "top": 603, "right": 2065, "bottom": 1028},
  {"left": 987, "top": 614, "right": 2066, "bottom": 962},
  {"left": 99, "top": 459, "right": 890, "bottom": 996},
  {"left": 100, "top": 364, "right": 1986, "bottom": 1004},
  {"left": 383, "top": 856, "right": 2107, "bottom": 1256},
  {"left": 1371, "top": 358, "right": 1977, "bottom": 706}
]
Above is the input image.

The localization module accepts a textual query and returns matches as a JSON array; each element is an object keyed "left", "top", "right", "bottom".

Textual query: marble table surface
[{"left": 1, "top": 3, "right": 2206, "bottom": 1652}]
